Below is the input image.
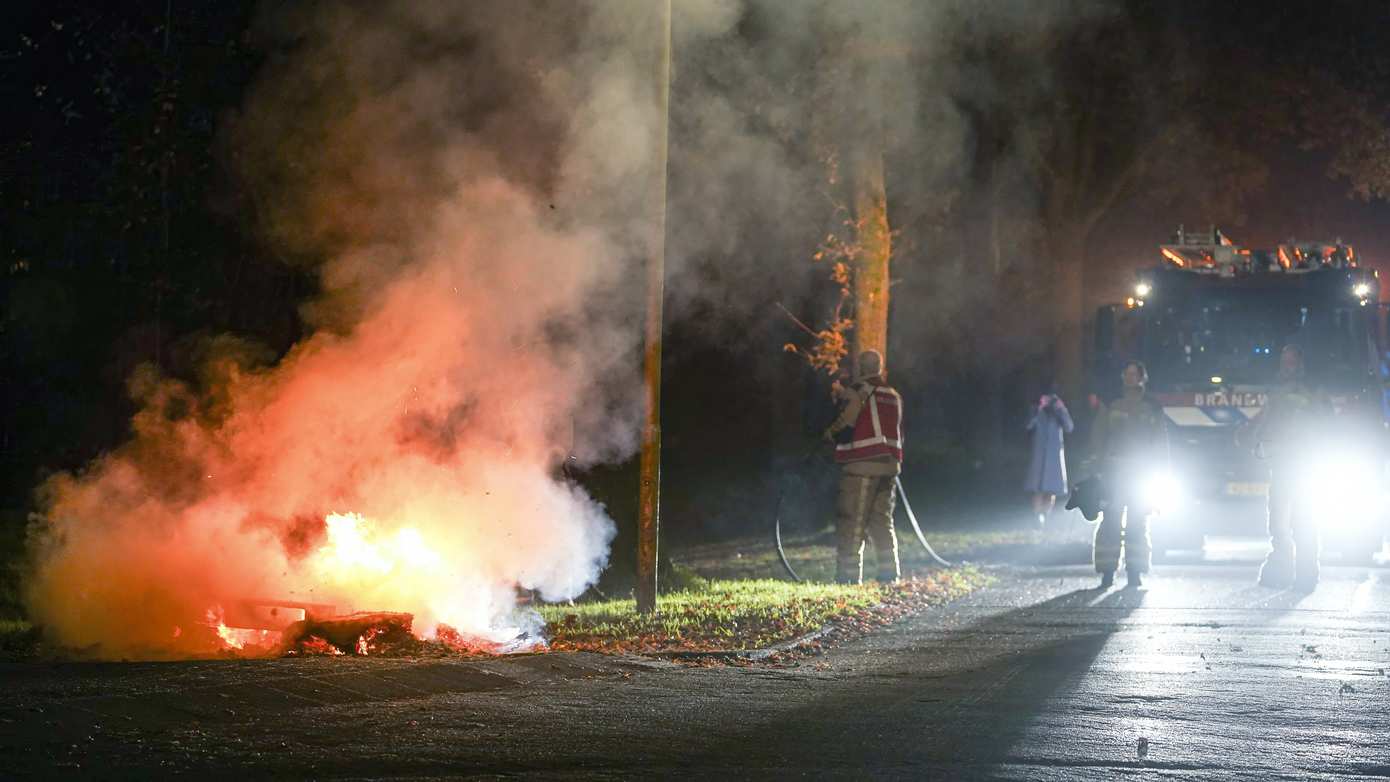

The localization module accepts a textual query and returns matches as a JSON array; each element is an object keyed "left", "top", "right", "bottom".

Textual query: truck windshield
[{"left": 1141, "top": 293, "right": 1371, "bottom": 389}]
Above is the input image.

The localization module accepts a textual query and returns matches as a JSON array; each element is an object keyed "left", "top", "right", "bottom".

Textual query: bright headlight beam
[
  {"left": 1353, "top": 282, "right": 1372, "bottom": 299},
  {"left": 1139, "top": 471, "right": 1182, "bottom": 514},
  {"left": 1135, "top": 282, "right": 1153, "bottom": 298},
  {"left": 1306, "top": 455, "right": 1381, "bottom": 528}
]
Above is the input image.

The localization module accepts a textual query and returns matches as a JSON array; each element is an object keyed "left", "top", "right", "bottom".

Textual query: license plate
[{"left": 1226, "top": 482, "right": 1269, "bottom": 497}]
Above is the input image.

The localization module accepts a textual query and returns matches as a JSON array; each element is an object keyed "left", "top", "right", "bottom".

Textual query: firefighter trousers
[
  {"left": 1093, "top": 504, "right": 1151, "bottom": 575},
  {"left": 835, "top": 473, "right": 900, "bottom": 584},
  {"left": 1260, "top": 475, "right": 1318, "bottom": 587}
]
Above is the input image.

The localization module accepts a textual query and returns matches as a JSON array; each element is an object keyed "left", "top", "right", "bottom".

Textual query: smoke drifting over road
[{"left": 25, "top": 0, "right": 1100, "bottom": 657}]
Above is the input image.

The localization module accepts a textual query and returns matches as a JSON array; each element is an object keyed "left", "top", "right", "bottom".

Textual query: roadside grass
[
  {"left": 540, "top": 567, "right": 990, "bottom": 654},
  {"left": 539, "top": 519, "right": 1024, "bottom": 655},
  {"left": 673, "top": 525, "right": 1039, "bottom": 583}
]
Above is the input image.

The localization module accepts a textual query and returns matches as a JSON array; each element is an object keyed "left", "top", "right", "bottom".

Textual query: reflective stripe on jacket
[{"left": 835, "top": 385, "right": 903, "bottom": 463}]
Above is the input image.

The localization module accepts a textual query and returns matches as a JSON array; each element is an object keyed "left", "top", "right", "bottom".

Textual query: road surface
[{"left": 2, "top": 562, "right": 1388, "bottom": 779}]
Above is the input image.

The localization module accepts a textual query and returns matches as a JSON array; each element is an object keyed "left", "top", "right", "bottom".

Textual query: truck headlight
[
  {"left": 1306, "top": 456, "right": 1382, "bottom": 526},
  {"left": 1139, "top": 471, "right": 1182, "bottom": 514}
]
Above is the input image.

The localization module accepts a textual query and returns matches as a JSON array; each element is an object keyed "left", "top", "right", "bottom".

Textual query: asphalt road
[{"left": 3, "top": 561, "right": 1388, "bottom": 780}]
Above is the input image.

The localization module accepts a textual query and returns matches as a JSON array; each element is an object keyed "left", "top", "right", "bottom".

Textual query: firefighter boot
[
  {"left": 1125, "top": 512, "right": 1152, "bottom": 588},
  {"left": 1260, "top": 483, "right": 1296, "bottom": 588},
  {"left": 1259, "top": 550, "right": 1295, "bottom": 589},
  {"left": 1292, "top": 516, "right": 1320, "bottom": 592},
  {"left": 835, "top": 474, "right": 875, "bottom": 584},
  {"left": 1093, "top": 508, "right": 1124, "bottom": 578},
  {"left": 864, "top": 476, "right": 900, "bottom": 582}
]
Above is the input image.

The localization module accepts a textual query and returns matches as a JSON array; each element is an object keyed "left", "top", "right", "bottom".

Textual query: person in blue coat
[{"left": 1024, "top": 388, "right": 1074, "bottom": 528}]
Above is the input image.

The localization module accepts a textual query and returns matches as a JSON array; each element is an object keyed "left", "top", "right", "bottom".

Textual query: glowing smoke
[{"left": 25, "top": 1, "right": 668, "bottom": 657}]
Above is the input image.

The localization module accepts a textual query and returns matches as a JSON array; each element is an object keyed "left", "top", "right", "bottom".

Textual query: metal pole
[{"left": 636, "top": 0, "right": 671, "bottom": 615}]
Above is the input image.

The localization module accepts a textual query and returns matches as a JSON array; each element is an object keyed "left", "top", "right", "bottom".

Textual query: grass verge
[
  {"left": 540, "top": 567, "right": 990, "bottom": 654},
  {"left": 672, "top": 527, "right": 1037, "bottom": 583}
]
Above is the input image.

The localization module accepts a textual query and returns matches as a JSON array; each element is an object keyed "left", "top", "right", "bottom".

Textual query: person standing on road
[
  {"left": 1024, "top": 387, "right": 1074, "bottom": 531},
  {"left": 1088, "top": 361, "right": 1168, "bottom": 589},
  {"left": 1249, "top": 344, "right": 1330, "bottom": 590},
  {"left": 823, "top": 349, "right": 903, "bottom": 584}
]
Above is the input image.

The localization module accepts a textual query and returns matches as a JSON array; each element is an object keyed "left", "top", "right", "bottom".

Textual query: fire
[
  {"left": 314, "top": 513, "right": 392, "bottom": 575},
  {"left": 205, "top": 607, "right": 282, "bottom": 653},
  {"left": 201, "top": 513, "right": 458, "bottom": 654},
  {"left": 215, "top": 621, "right": 244, "bottom": 650},
  {"left": 303, "top": 511, "right": 458, "bottom": 628},
  {"left": 215, "top": 624, "right": 280, "bottom": 652},
  {"left": 311, "top": 513, "right": 444, "bottom": 578},
  {"left": 202, "top": 511, "right": 541, "bottom": 656}
]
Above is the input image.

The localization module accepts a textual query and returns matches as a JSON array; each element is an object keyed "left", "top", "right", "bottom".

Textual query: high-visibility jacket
[
  {"left": 1252, "top": 379, "right": 1330, "bottom": 466},
  {"left": 1090, "top": 390, "right": 1165, "bottom": 466},
  {"left": 834, "top": 383, "right": 903, "bottom": 464}
]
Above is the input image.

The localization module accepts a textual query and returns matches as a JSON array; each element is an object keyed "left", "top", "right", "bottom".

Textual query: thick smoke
[
  {"left": 26, "top": 1, "right": 673, "bottom": 658},
  {"left": 25, "top": 0, "right": 1106, "bottom": 657}
]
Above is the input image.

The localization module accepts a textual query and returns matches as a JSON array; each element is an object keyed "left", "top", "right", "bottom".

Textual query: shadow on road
[
  {"left": 672, "top": 585, "right": 1148, "bottom": 775},
  {"left": 922, "top": 587, "right": 1150, "bottom": 773}
]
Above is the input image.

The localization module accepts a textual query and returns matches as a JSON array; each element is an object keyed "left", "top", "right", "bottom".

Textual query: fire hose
[
  {"left": 774, "top": 461, "right": 953, "bottom": 582},
  {"left": 894, "top": 476, "right": 953, "bottom": 568}
]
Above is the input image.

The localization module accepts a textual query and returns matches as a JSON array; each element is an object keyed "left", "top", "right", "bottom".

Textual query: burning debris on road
[
  {"left": 207, "top": 601, "right": 537, "bottom": 659},
  {"left": 281, "top": 611, "right": 414, "bottom": 657}
]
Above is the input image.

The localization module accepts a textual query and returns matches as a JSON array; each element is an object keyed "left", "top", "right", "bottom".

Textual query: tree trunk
[
  {"left": 852, "top": 146, "right": 891, "bottom": 362},
  {"left": 842, "top": 13, "right": 892, "bottom": 368},
  {"left": 1051, "top": 232, "right": 1088, "bottom": 403}
]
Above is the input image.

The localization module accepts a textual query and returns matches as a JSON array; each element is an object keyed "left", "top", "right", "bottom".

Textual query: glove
[{"left": 1065, "top": 475, "right": 1107, "bottom": 522}]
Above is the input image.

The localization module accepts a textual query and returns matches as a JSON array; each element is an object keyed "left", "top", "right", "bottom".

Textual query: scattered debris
[
  {"left": 1137, "top": 736, "right": 1149, "bottom": 759},
  {"left": 1339, "top": 682, "right": 1355, "bottom": 695},
  {"left": 281, "top": 611, "right": 413, "bottom": 656},
  {"left": 1229, "top": 645, "right": 1243, "bottom": 652},
  {"left": 288, "top": 635, "right": 343, "bottom": 656}
]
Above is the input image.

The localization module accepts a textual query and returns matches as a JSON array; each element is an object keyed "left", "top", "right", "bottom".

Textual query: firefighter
[
  {"left": 822, "top": 349, "right": 902, "bottom": 584},
  {"left": 1089, "top": 360, "right": 1168, "bottom": 589},
  {"left": 1250, "top": 344, "right": 1328, "bottom": 590}
]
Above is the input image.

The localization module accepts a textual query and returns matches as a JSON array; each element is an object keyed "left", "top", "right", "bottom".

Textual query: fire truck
[{"left": 1090, "top": 226, "right": 1389, "bottom": 562}]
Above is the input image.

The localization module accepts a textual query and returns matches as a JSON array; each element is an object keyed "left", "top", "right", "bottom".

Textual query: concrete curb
[{"left": 646, "top": 625, "right": 833, "bottom": 662}]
